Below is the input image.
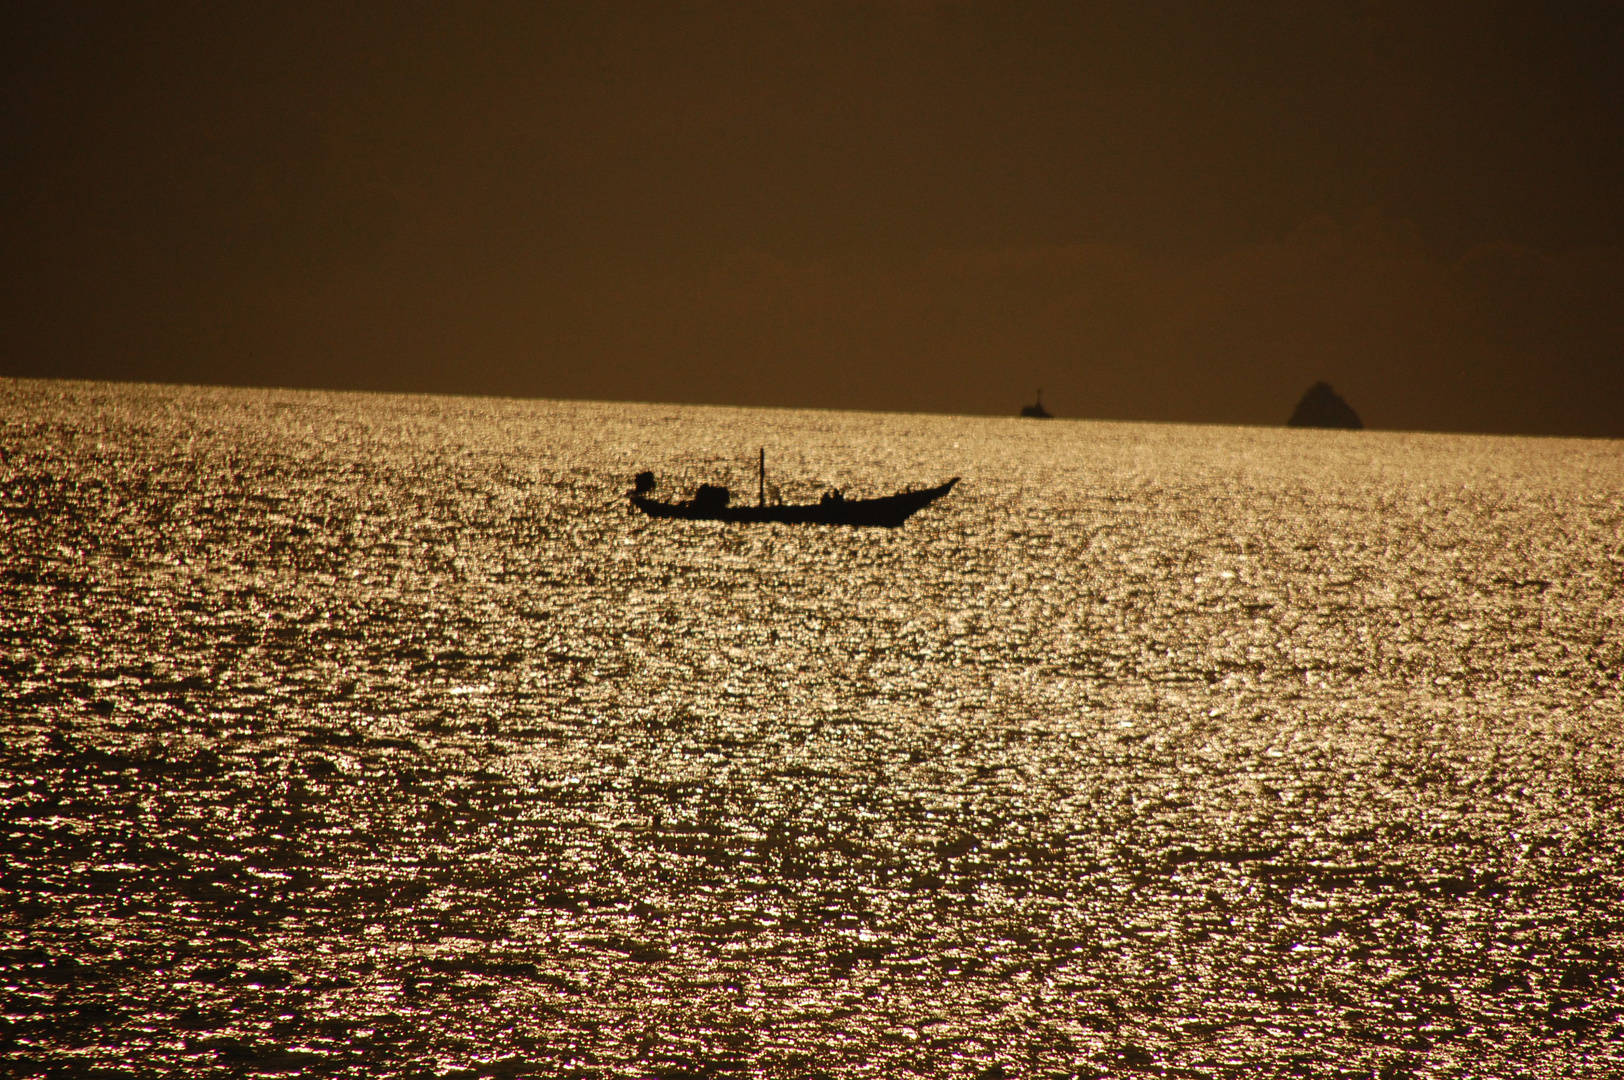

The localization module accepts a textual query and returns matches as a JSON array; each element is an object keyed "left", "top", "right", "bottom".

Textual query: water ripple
[{"left": 2, "top": 379, "right": 1622, "bottom": 1077}]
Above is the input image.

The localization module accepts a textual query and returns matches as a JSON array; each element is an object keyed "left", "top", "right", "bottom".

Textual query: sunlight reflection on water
[{"left": 3, "top": 379, "right": 1623, "bottom": 1077}]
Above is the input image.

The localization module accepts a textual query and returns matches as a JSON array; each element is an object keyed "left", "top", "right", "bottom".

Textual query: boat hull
[{"left": 632, "top": 478, "right": 959, "bottom": 528}]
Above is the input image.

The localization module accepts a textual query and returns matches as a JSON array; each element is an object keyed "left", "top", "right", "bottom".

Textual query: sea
[{"left": 3, "top": 378, "right": 1622, "bottom": 1078}]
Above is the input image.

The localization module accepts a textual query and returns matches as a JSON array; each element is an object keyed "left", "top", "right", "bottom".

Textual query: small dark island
[{"left": 1287, "top": 382, "right": 1362, "bottom": 429}]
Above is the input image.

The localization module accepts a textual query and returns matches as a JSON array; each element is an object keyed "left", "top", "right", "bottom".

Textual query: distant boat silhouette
[
  {"left": 630, "top": 450, "right": 958, "bottom": 528},
  {"left": 1287, "top": 382, "right": 1362, "bottom": 429},
  {"left": 1020, "top": 390, "right": 1052, "bottom": 419}
]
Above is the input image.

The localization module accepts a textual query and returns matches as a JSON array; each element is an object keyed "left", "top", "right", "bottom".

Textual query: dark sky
[{"left": 4, "top": 1, "right": 1622, "bottom": 435}]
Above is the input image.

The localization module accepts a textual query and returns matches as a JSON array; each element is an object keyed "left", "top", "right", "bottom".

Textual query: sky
[{"left": 4, "top": 1, "right": 1622, "bottom": 436}]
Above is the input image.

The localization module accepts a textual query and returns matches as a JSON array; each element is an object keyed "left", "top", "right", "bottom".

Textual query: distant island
[{"left": 1288, "top": 382, "right": 1362, "bottom": 429}]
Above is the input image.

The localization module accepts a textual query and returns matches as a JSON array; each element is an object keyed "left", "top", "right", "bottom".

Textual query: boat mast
[{"left": 758, "top": 448, "right": 765, "bottom": 507}]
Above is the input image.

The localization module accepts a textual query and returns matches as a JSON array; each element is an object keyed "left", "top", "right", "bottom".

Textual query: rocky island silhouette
[{"left": 1288, "top": 382, "right": 1362, "bottom": 429}]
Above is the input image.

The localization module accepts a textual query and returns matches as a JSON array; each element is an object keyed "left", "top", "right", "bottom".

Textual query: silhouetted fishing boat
[
  {"left": 630, "top": 450, "right": 958, "bottom": 528},
  {"left": 1020, "top": 389, "right": 1052, "bottom": 418}
]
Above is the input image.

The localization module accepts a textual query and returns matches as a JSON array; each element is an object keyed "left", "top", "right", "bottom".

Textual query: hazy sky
[{"left": 4, "top": 1, "right": 1622, "bottom": 435}]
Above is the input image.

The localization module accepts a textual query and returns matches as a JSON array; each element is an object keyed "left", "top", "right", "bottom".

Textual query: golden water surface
[{"left": 3, "top": 380, "right": 1622, "bottom": 1077}]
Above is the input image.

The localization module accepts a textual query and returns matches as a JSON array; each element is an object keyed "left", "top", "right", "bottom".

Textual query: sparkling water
[{"left": 3, "top": 379, "right": 1622, "bottom": 1077}]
